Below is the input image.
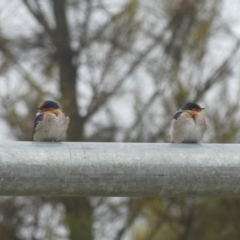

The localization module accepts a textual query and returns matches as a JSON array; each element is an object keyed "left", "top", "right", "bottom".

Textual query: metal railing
[{"left": 0, "top": 142, "right": 239, "bottom": 197}]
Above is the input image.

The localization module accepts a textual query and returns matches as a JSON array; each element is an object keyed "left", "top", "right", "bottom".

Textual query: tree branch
[{"left": 22, "top": 0, "right": 53, "bottom": 37}]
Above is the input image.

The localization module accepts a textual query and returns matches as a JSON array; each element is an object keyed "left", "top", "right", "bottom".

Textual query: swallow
[
  {"left": 32, "top": 100, "right": 70, "bottom": 141},
  {"left": 170, "top": 102, "right": 206, "bottom": 143}
]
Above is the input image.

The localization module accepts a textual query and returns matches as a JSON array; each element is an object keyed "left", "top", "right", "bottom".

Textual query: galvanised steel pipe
[{"left": 0, "top": 142, "right": 239, "bottom": 197}]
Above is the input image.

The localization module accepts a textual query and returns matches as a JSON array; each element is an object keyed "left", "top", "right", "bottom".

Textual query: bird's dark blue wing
[
  {"left": 173, "top": 111, "right": 182, "bottom": 120},
  {"left": 33, "top": 114, "right": 44, "bottom": 135}
]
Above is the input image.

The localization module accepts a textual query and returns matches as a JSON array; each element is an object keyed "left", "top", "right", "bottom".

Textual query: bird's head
[
  {"left": 181, "top": 102, "right": 205, "bottom": 112},
  {"left": 38, "top": 100, "right": 60, "bottom": 112}
]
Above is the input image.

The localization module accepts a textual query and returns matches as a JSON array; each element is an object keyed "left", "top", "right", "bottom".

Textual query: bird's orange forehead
[
  {"left": 191, "top": 108, "right": 201, "bottom": 112},
  {"left": 186, "top": 110, "right": 201, "bottom": 117},
  {"left": 40, "top": 108, "right": 61, "bottom": 116}
]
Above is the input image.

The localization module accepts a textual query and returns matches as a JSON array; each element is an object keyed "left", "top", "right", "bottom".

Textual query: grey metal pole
[{"left": 0, "top": 141, "right": 239, "bottom": 197}]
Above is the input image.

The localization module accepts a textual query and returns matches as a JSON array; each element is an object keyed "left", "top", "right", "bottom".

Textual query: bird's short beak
[
  {"left": 37, "top": 107, "right": 40, "bottom": 110},
  {"left": 201, "top": 108, "right": 205, "bottom": 110}
]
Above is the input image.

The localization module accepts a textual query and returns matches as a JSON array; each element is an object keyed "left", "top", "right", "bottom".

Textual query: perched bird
[
  {"left": 170, "top": 102, "right": 206, "bottom": 143},
  {"left": 32, "top": 100, "right": 69, "bottom": 141}
]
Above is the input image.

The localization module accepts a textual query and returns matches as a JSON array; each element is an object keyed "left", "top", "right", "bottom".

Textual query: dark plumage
[
  {"left": 181, "top": 102, "right": 204, "bottom": 111},
  {"left": 173, "top": 111, "right": 182, "bottom": 120},
  {"left": 38, "top": 100, "right": 60, "bottom": 110},
  {"left": 33, "top": 114, "right": 43, "bottom": 135}
]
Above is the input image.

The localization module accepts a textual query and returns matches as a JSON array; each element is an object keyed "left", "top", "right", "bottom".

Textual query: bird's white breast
[
  {"left": 33, "top": 111, "right": 69, "bottom": 141},
  {"left": 170, "top": 112, "right": 206, "bottom": 143}
]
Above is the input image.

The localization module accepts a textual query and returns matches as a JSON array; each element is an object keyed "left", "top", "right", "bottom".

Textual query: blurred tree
[{"left": 1, "top": 0, "right": 240, "bottom": 239}]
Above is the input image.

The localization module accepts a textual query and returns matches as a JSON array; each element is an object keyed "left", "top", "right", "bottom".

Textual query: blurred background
[{"left": 0, "top": 0, "right": 240, "bottom": 239}]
